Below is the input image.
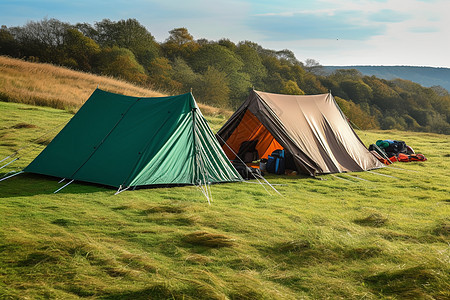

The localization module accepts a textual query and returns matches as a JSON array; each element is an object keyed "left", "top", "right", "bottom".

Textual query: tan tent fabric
[{"left": 217, "top": 90, "right": 383, "bottom": 176}]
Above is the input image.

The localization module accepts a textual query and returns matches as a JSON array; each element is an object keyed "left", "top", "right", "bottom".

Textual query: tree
[
  {"left": 363, "top": 76, "right": 400, "bottom": 111},
  {"left": 0, "top": 26, "right": 19, "bottom": 57},
  {"left": 171, "top": 57, "right": 200, "bottom": 93},
  {"left": 94, "top": 19, "right": 160, "bottom": 70},
  {"left": 218, "top": 38, "right": 236, "bottom": 51},
  {"left": 63, "top": 28, "right": 100, "bottom": 71},
  {"left": 304, "top": 58, "right": 325, "bottom": 75},
  {"left": 162, "top": 27, "right": 199, "bottom": 60},
  {"left": 8, "top": 18, "right": 70, "bottom": 62},
  {"left": 189, "top": 43, "right": 243, "bottom": 74},
  {"left": 335, "top": 97, "right": 378, "bottom": 129},
  {"left": 189, "top": 43, "right": 250, "bottom": 104},
  {"left": 340, "top": 79, "right": 372, "bottom": 104},
  {"left": 280, "top": 80, "right": 305, "bottom": 95},
  {"left": 260, "top": 56, "right": 286, "bottom": 92},
  {"left": 236, "top": 42, "right": 267, "bottom": 88},
  {"left": 227, "top": 71, "right": 251, "bottom": 108},
  {"left": 194, "top": 66, "right": 230, "bottom": 107},
  {"left": 276, "top": 49, "right": 301, "bottom": 66},
  {"left": 97, "top": 47, "right": 147, "bottom": 84},
  {"left": 146, "top": 56, "right": 181, "bottom": 91},
  {"left": 301, "top": 73, "right": 328, "bottom": 94}
]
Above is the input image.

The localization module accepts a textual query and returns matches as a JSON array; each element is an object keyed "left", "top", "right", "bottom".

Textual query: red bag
[
  {"left": 397, "top": 153, "right": 410, "bottom": 162},
  {"left": 409, "top": 154, "right": 427, "bottom": 161}
]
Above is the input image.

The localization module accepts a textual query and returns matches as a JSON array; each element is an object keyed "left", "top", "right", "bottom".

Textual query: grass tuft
[
  {"left": 364, "top": 265, "right": 444, "bottom": 299},
  {"left": 11, "top": 122, "right": 37, "bottom": 129},
  {"left": 343, "top": 246, "right": 382, "bottom": 259},
  {"left": 276, "top": 240, "right": 312, "bottom": 253},
  {"left": 144, "top": 205, "right": 186, "bottom": 214},
  {"left": 184, "top": 254, "right": 213, "bottom": 265},
  {"left": 51, "top": 218, "right": 74, "bottom": 227},
  {"left": 354, "top": 213, "right": 388, "bottom": 227},
  {"left": 35, "top": 137, "right": 52, "bottom": 145},
  {"left": 183, "top": 231, "right": 235, "bottom": 248},
  {"left": 432, "top": 221, "right": 450, "bottom": 237},
  {"left": 16, "top": 251, "right": 60, "bottom": 267}
]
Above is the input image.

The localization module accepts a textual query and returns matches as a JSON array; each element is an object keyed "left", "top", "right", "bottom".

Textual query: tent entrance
[{"left": 222, "top": 109, "right": 283, "bottom": 161}]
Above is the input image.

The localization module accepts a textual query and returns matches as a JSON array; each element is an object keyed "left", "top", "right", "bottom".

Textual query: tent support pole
[
  {"left": 0, "top": 171, "right": 24, "bottom": 182},
  {"left": 192, "top": 106, "right": 214, "bottom": 204},
  {"left": 58, "top": 178, "right": 66, "bottom": 183},
  {"left": 54, "top": 179, "right": 74, "bottom": 194}
]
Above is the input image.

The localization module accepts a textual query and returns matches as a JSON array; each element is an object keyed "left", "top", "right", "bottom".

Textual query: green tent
[{"left": 24, "top": 89, "right": 242, "bottom": 190}]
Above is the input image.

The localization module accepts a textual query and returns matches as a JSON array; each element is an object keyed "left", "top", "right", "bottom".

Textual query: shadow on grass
[
  {"left": 99, "top": 284, "right": 176, "bottom": 300},
  {"left": 364, "top": 265, "right": 444, "bottom": 299},
  {"left": 0, "top": 173, "right": 111, "bottom": 198}
]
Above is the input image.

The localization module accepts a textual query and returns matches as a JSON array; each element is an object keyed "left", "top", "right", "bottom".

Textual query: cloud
[
  {"left": 247, "top": 10, "right": 385, "bottom": 41},
  {"left": 409, "top": 26, "right": 439, "bottom": 33},
  {"left": 367, "top": 9, "right": 410, "bottom": 22}
]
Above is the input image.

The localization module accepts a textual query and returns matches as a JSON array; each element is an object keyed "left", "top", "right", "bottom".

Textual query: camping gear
[
  {"left": 371, "top": 139, "right": 426, "bottom": 164},
  {"left": 232, "top": 161, "right": 262, "bottom": 180},
  {"left": 376, "top": 140, "right": 407, "bottom": 157},
  {"left": 235, "top": 140, "right": 259, "bottom": 163},
  {"left": 406, "top": 145, "right": 415, "bottom": 155},
  {"left": 259, "top": 158, "right": 267, "bottom": 172},
  {"left": 217, "top": 90, "right": 384, "bottom": 176},
  {"left": 398, "top": 153, "right": 427, "bottom": 162},
  {"left": 266, "top": 149, "right": 285, "bottom": 175},
  {"left": 369, "top": 144, "right": 393, "bottom": 165},
  {"left": 23, "top": 89, "right": 242, "bottom": 190}
]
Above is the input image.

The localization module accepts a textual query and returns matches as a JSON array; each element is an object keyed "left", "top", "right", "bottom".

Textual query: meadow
[{"left": 0, "top": 58, "right": 449, "bottom": 299}]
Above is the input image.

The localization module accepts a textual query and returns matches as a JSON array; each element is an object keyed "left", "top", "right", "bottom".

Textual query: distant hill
[{"left": 324, "top": 66, "right": 450, "bottom": 92}]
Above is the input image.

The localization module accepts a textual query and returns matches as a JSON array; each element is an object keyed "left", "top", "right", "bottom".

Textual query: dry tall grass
[
  {"left": 0, "top": 56, "right": 232, "bottom": 117},
  {"left": 0, "top": 56, "right": 169, "bottom": 109},
  {"left": 0, "top": 56, "right": 166, "bottom": 110}
]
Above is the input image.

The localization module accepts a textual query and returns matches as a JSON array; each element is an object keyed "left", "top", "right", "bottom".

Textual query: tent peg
[
  {"left": 114, "top": 185, "right": 130, "bottom": 195},
  {"left": 0, "top": 170, "right": 24, "bottom": 182},
  {"left": 54, "top": 179, "right": 74, "bottom": 194}
]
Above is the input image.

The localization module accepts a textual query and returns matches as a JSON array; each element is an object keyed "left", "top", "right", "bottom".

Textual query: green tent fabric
[{"left": 24, "top": 89, "right": 242, "bottom": 188}]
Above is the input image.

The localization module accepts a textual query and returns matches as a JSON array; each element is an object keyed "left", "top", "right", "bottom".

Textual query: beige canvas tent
[{"left": 217, "top": 90, "right": 383, "bottom": 176}]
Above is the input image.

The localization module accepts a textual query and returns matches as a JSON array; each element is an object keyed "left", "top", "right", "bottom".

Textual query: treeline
[{"left": 0, "top": 18, "right": 449, "bottom": 134}]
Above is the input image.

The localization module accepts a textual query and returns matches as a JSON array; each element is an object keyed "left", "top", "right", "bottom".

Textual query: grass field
[
  {"left": 1, "top": 57, "right": 449, "bottom": 299},
  {"left": 0, "top": 100, "right": 449, "bottom": 299}
]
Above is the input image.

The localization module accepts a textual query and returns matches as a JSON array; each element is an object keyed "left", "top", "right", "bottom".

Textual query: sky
[{"left": 1, "top": 0, "right": 449, "bottom": 68}]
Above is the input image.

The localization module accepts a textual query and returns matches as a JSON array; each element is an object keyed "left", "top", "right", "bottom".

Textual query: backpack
[
  {"left": 236, "top": 140, "right": 259, "bottom": 163},
  {"left": 266, "top": 149, "right": 285, "bottom": 175}
]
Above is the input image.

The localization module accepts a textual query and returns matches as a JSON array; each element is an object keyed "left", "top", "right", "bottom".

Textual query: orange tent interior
[{"left": 223, "top": 110, "right": 283, "bottom": 161}]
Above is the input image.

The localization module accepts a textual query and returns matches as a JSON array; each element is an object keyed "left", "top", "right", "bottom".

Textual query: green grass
[{"left": 0, "top": 101, "right": 449, "bottom": 299}]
